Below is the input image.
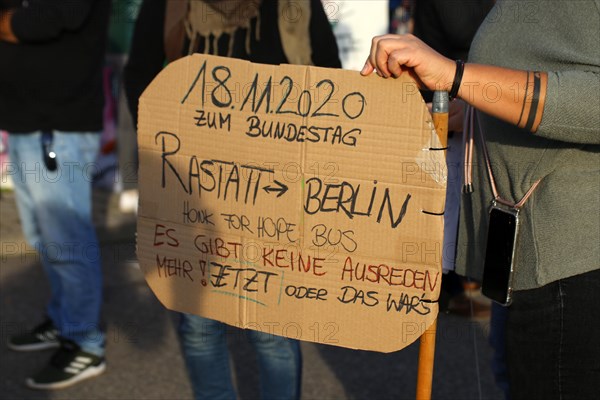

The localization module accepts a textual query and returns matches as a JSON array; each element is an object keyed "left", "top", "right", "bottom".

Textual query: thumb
[{"left": 360, "top": 59, "right": 375, "bottom": 76}]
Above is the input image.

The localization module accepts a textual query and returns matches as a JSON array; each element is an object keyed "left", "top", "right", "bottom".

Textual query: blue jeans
[
  {"left": 178, "top": 314, "right": 302, "bottom": 400},
  {"left": 506, "top": 269, "right": 600, "bottom": 400},
  {"left": 8, "top": 131, "right": 104, "bottom": 356},
  {"left": 489, "top": 302, "right": 510, "bottom": 399}
]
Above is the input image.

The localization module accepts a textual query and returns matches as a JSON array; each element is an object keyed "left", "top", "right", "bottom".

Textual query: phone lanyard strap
[{"left": 463, "top": 106, "right": 542, "bottom": 210}]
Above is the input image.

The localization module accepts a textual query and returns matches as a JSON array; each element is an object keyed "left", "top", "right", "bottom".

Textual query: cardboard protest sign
[{"left": 137, "top": 54, "right": 447, "bottom": 353}]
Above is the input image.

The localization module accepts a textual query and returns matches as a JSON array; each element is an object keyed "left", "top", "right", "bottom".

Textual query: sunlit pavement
[{"left": 1, "top": 189, "right": 503, "bottom": 400}]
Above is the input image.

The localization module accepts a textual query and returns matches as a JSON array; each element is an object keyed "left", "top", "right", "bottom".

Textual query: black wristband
[{"left": 448, "top": 60, "right": 465, "bottom": 101}]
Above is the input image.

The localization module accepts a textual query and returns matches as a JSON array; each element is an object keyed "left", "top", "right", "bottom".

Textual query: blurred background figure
[
  {"left": 389, "top": 0, "right": 413, "bottom": 34},
  {"left": 412, "top": 0, "right": 494, "bottom": 318},
  {"left": 411, "top": 2, "right": 508, "bottom": 398},
  {"left": 106, "top": 0, "right": 142, "bottom": 213},
  {"left": 0, "top": 0, "right": 110, "bottom": 390},
  {"left": 95, "top": 0, "right": 142, "bottom": 200},
  {"left": 322, "top": 0, "right": 389, "bottom": 71},
  {"left": 124, "top": 1, "right": 340, "bottom": 399},
  {"left": 413, "top": 0, "right": 493, "bottom": 65},
  {"left": 0, "top": 130, "right": 11, "bottom": 194}
]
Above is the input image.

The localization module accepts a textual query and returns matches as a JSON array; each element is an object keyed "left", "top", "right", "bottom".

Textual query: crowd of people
[{"left": 1, "top": 1, "right": 598, "bottom": 399}]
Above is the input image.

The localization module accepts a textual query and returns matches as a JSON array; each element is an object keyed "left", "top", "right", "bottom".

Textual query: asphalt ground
[{"left": 0, "top": 189, "right": 504, "bottom": 400}]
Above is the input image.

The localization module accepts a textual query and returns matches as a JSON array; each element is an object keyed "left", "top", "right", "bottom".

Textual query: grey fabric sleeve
[{"left": 536, "top": 70, "right": 600, "bottom": 145}]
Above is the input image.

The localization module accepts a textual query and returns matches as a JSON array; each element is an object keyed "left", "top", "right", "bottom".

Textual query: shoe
[
  {"left": 7, "top": 319, "right": 60, "bottom": 351},
  {"left": 462, "top": 280, "right": 482, "bottom": 291},
  {"left": 26, "top": 339, "right": 106, "bottom": 390},
  {"left": 447, "top": 293, "right": 491, "bottom": 320}
]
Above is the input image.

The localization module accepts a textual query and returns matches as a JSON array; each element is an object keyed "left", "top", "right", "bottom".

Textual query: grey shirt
[{"left": 456, "top": 0, "right": 600, "bottom": 290}]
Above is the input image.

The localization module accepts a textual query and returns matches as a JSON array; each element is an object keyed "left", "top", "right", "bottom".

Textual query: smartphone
[{"left": 481, "top": 205, "right": 519, "bottom": 306}]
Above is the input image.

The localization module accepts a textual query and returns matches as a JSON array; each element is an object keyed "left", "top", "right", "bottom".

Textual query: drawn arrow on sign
[{"left": 263, "top": 180, "right": 288, "bottom": 198}]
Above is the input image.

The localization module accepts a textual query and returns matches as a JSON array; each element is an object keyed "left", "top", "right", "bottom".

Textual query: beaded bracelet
[{"left": 449, "top": 60, "right": 465, "bottom": 101}]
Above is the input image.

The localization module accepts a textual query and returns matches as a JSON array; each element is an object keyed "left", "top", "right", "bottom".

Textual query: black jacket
[
  {"left": 0, "top": 0, "right": 110, "bottom": 133},
  {"left": 412, "top": 0, "right": 494, "bottom": 103},
  {"left": 124, "top": 0, "right": 341, "bottom": 124},
  {"left": 413, "top": 0, "right": 494, "bottom": 62}
]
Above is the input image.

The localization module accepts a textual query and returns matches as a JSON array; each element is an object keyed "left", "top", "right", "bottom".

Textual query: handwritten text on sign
[{"left": 137, "top": 54, "right": 446, "bottom": 352}]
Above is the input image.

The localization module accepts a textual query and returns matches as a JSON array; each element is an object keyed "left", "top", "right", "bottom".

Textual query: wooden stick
[
  {"left": 432, "top": 91, "right": 449, "bottom": 154},
  {"left": 416, "top": 319, "right": 438, "bottom": 400},
  {"left": 415, "top": 91, "right": 448, "bottom": 400}
]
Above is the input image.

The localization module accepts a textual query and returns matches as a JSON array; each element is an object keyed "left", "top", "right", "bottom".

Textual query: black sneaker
[
  {"left": 26, "top": 339, "right": 106, "bottom": 390},
  {"left": 7, "top": 319, "right": 60, "bottom": 351}
]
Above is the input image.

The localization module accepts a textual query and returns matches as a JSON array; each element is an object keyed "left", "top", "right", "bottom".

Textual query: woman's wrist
[{"left": 448, "top": 60, "right": 465, "bottom": 100}]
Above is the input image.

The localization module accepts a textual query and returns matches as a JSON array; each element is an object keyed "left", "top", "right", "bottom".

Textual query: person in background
[
  {"left": 389, "top": 0, "right": 413, "bottom": 34},
  {"left": 0, "top": 0, "right": 110, "bottom": 390},
  {"left": 412, "top": 0, "right": 494, "bottom": 319},
  {"left": 124, "top": 1, "right": 340, "bottom": 399},
  {"left": 362, "top": 1, "right": 599, "bottom": 398},
  {"left": 411, "top": 2, "right": 511, "bottom": 398},
  {"left": 322, "top": 0, "right": 389, "bottom": 71}
]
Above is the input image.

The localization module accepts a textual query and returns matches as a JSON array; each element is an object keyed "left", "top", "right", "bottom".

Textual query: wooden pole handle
[
  {"left": 415, "top": 91, "right": 447, "bottom": 400},
  {"left": 433, "top": 112, "right": 449, "bottom": 153},
  {"left": 416, "top": 319, "right": 438, "bottom": 400},
  {"left": 432, "top": 91, "right": 449, "bottom": 153}
]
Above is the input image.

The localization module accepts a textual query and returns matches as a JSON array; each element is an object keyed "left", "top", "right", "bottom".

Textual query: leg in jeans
[
  {"left": 178, "top": 314, "right": 236, "bottom": 400},
  {"left": 507, "top": 269, "right": 600, "bottom": 400},
  {"left": 178, "top": 313, "right": 302, "bottom": 400},
  {"left": 8, "top": 131, "right": 104, "bottom": 355},
  {"left": 489, "top": 302, "right": 510, "bottom": 399},
  {"left": 247, "top": 329, "right": 302, "bottom": 400}
]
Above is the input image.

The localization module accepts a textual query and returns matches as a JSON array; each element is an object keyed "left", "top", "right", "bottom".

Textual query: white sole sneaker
[
  {"left": 7, "top": 340, "right": 60, "bottom": 352},
  {"left": 26, "top": 362, "right": 106, "bottom": 390}
]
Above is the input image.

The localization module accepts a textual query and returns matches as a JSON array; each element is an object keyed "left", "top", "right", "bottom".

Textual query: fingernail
[{"left": 360, "top": 62, "right": 369, "bottom": 75}]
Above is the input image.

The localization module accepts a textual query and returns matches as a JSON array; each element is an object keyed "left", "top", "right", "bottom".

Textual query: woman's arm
[{"left": 361, "top": 34, "right": 547, "bottom": 133}]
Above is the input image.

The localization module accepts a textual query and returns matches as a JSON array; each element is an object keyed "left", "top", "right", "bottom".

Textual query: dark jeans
[
  {"left": 506, "top": 269, "right": 600, "bottom": 400},
  {"left": 490, "top": 302, "right": 510, "bottom": 399}
]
